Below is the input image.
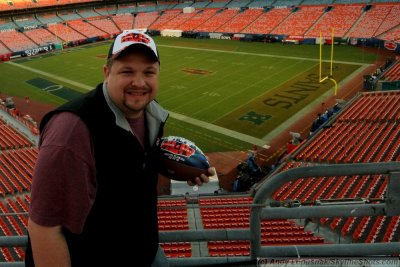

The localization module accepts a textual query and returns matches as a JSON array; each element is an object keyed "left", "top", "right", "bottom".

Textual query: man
[{"left": 25, "top": 30, "right": 214, "bottom": 267}]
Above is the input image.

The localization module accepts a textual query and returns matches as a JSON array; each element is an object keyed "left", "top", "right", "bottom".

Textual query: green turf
[
  {"left": 0, "top": 37, "right": 376, "bottom": 152},
  {"left": 154, "top": 37, "right": 380, "bottom": 63},
  {"left": 214, "top": 63, "right": 360, "bottom": 138}
]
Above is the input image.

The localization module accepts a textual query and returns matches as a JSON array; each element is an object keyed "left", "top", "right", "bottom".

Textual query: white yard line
[{"left": 7, "top": 61, "right": 93, "bottom": 90}]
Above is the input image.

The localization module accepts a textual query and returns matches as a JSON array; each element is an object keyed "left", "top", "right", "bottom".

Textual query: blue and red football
[{"left": 159, "top": 136, "right": 210, "bottom": 181}]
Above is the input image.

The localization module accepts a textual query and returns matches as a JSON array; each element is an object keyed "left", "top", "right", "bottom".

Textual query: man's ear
[{"left": 103, "top": 64, "right": 109, "bottom": 80}]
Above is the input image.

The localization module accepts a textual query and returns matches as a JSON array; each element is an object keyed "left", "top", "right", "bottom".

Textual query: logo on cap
[{"left": 121, "top": 32, "right": 151, "bottom": 45}]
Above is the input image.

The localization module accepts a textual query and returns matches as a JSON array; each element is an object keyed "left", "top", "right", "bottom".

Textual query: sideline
[
  {"left": 168, "top": 111, "right": 266, "bottom": 146},
  {"left": 5, "top": 61, "right": 266, "bottom": 146},
  {"left": 159, "top": 45, "right": 371, "bottom": 66}
]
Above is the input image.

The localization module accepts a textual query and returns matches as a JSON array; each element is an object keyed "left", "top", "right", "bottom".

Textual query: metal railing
[{"left": 1, "top": 162, "right": 400, "bottom": 266}]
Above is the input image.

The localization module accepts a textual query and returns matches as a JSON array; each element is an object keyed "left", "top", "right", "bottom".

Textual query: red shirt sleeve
[{"left": 29, "top": 112, "right": 96, "bottom": 234}]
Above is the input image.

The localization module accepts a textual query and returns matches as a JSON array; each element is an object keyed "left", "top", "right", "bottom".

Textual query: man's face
[{"left": 104, "top": 49, "right": 160, "bottom": 119}]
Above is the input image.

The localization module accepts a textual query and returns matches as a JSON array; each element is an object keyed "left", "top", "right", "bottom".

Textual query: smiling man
[{"left": 25, "top": 30, "right": 214, "bottom": 267}]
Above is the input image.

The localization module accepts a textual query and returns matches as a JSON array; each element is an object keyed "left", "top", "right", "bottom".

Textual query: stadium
[{"left": 0, "top": 0, "right": 400, "bottom": 266}]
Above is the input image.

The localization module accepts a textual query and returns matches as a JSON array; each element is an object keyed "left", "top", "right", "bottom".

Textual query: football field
[{"left": 0, "top": 37, "right": 379, "bottom": 152}]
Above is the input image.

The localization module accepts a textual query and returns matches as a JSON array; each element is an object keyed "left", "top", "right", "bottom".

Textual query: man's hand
[{"left": 187, "top": 167, "right": 216, "bottom": 186}]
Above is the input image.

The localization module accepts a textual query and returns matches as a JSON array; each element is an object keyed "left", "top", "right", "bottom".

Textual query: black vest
[{"left": 26, "top": 84, "right": 164, "bottom": 266}]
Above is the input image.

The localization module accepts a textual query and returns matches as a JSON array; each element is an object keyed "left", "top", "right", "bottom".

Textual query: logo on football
[{"left": 159, "top": 136, "right": 210, "bottom": 181}]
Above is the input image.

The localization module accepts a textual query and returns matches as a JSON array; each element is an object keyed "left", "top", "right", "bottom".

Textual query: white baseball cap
[{"left": 107, "top": 30, "right": 159, "bottom": 63}]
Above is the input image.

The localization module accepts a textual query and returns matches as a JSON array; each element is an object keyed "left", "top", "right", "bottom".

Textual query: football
[{"left": 159, "top": 136, "right": 210, "bottom": 181}]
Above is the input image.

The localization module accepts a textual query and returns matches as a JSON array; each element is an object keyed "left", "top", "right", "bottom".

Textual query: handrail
[
  {"left": 251, "top": 161, "right": 400, "bottom": 259},
  {"left": 1, "top": 162, "right": 400, "bottom": 266}
]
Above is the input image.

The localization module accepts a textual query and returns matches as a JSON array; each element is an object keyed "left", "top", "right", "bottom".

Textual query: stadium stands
[
  {"left": 346, "top": 4, "right": 393, "bottom": 38},
  {"left": 178, "top": 8, "right": 219, "bottom": 32},
  {"left": 306, "top": 4, "right": 363, "bottom": 38},
  {"left": 0, "top": 1, "right": 398, "bottom": 53},
  {"left": 199, "top": 197, "right": 324, "bottom": 256},
  {"left": 217, "top": 8, "right": 263, "bottom": 33},
  {"left": 24, "top": 28, "right": 59, "bottom": 47},
  {"left": 0, "top": 0, "right": 399, "bottom": 265},
  {"left": 272, "top": 6, "right": 326, "bottom": 36},
  {"left": 149, "top": 9, "right": 181, "bottom": 31},
  {"left": 243, "top": 7, "right": 291, "bottom": 34},
  {"left": 383, "top": 61, "right": 400, "bottom": 81},
  {"left": 195, "top": 9, "right": 240, "bottom": 32}
]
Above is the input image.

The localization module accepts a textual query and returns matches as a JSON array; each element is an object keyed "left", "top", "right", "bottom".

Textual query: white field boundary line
[
  {"left": 168, "top": 111, "right": 266, "bottom": 146},
  {"left": 159, "top": 45, "right": 372, "bottom": 66},
  {"left": 7, "top": 61, "right": 93, "bottom": 90},
  {"left": 6, "top": 61, "right": 266, "bottom": 146}
]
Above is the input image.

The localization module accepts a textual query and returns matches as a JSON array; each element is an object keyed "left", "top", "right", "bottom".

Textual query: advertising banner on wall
[
  {"left": 23, "top": 43, "right": 55, "bottom": 57},
  {"left": 209, "top": 33, "right": 232, "bottom": 40},
  {"left": 384, "top": 41, "right": 398, "bottom": 51}
]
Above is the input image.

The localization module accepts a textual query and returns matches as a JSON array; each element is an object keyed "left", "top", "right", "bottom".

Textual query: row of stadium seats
[
  {"left": 3, "top": 0, "right": 400, "bottom": 12},
  {"left": 0, "top": 194, "right": 29, "bottom": 262},
  {"left": 1, "top": 3, "right": 399, "bottom": 53},
  {"left": 270, "top": 91, "right": 400, "bottom": 246},
  {"left": 0, "top": 88, "right": 400, "bottom": 262},
  {"left": 384, "top": 61, "right": 400, "bottom": 81}
]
